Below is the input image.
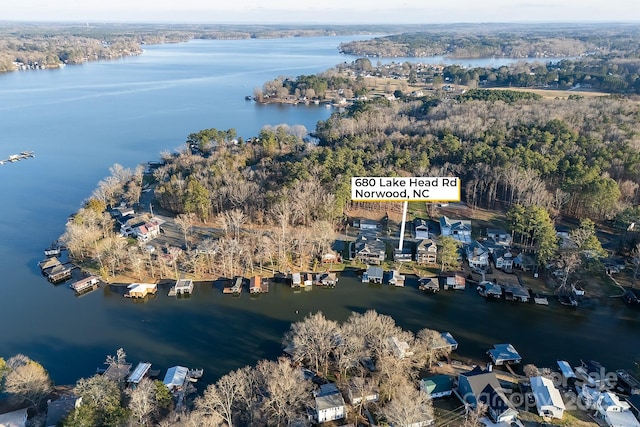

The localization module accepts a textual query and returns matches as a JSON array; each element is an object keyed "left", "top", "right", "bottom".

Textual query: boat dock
[
  {"left": 0, "top": 151, "right": 34, "bottom": 165},
  {"left": 70, "top": 275, "right": 101, "bottom": 294},
  {"left": 169, "top": 278, "right": 194, "bottom": 296},
  {"left": 223, "top": 276, "right": 244, "bottom": 294},
  {"left": 38, "top": 257, "right": 75, "bottom": 283},
  {"left": 125, "top": 283, "right": 158, "bottom": 298}
]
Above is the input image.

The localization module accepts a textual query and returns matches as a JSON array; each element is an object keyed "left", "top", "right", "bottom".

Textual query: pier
[{"left": 223, "top": 276, "right": 244, "bottom": 294}]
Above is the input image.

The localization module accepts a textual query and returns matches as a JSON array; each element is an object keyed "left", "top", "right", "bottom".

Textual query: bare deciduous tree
[
  {"left": 377, "top": 379, "right": 433, "bottom": 427},
  {"left": 3, "top": 355, "right": 52, "bottom": 408},
  {"left": 283, "top": 311, "right": 340, "bottom": 375},
  {"left": 127, "top": 377, "right": 158, "bottom": 426}
]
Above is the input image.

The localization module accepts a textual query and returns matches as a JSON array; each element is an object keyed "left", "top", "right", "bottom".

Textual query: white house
[
  {"left": 388, "top": 336, "right": 413, "bottom": 359},
  {"left": 439, "top": 216, "right": 472, "bottom": 244},
  {"left": 530, "top": 376, "right": 566, "bottom": 419},
  {"left": 580, "top": 389, "right": 640, "bottom": 427},
  {"left": 347, "top": 377, "right": 379, "bottom": 405},
  {"left": 0, "top": 407, "right": 28, "bottom": 427},
  {"left": 466, "top": 241, "right": 489, "bottom": 269},
  {"left": 413, "top": 219, "right": 430, "bottom": 239},
  {"left": 315, "top": 384, "right": 346, "bottom": 423}
]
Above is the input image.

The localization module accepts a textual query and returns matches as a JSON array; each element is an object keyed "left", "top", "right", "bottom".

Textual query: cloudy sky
[{"left": 4, "top": 0, "right": 640, "bottom": 24}]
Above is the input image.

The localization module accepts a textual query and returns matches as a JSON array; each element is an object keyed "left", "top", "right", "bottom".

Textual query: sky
[{"left": 3, "top": 0, "right": 640, "bottom": 24}]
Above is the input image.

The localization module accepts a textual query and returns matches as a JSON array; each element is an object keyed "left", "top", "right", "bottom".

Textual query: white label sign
[{"left": 351, "top": 177, "right": 460, "bottom": 202}]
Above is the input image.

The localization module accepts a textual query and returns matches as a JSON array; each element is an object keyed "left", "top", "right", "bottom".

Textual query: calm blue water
[{"left": 0, "top": 37, "right": 638, "bottom": 386}]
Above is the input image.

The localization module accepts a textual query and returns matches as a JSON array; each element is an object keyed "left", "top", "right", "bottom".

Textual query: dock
[
  {"left": 126, "top": 283, "right": 158, "bottom": 298},
  {"left": 0, "top": 151, "right": 34, "bottom": 165},
  {"left": 169, "top": 278, "right": 194, "bottom": 296},
  {"left": 38, "top": 257, "right": 75, "bottom": 283},
  {"left": 223, "top": 276, "right": 244, "bottom": 294},
  {"left": 70, "top": 275, "right": 101, "bottom": 294}
]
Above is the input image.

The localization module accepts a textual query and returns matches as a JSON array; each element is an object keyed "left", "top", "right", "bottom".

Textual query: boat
[
  {"left": 187, "top": 368, "right": 204, "bottom": 382},
  {"left": 533, "top": 293, "right": 549, "bottom": 305},
  {"left": 572, "top": 283, "right": 585, "bottom": 296},
  {"left": 44, "top": 241, "right": 64, "bottom": 257}
]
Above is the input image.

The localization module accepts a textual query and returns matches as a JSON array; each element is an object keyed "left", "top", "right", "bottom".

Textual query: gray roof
[
  {"left": 316, "top": 392, "right": 345, "bottom": 411},
  {"left": 46, "top": 396, "right": 79, "bottom": 427},
  {"left": 366, "top": 266, "right": 384, "bottom": 278}
]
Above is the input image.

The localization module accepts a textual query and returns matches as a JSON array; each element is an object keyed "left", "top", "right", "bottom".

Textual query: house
[
  {"left": 126, "top": 283, "right": 157, "bottom": 298},
  {"left": 415, "top": 239, "right": 437, "bottom": 265},
  {"left": 46, "top": 395, "right": 80, "bottom": 427},
  {"left": 353, "top": 235, "right": 386, "bottom": 265},
  {"left": 388, "top": 336, "right": 413, "bottom": 359},
  {"left": 315, "top": 383, "right": 346, "bottom": 423},
  {"left": 0, "top": 407, "right": 28, "bottom": 427},
  {"left": 512, "top": 252, "right": 535, "bottom": 272},
  {"left": 134, "top": 220, "right": 161, "bottom": 242},
  {"left": 455, "top": 366, "right": 518, "bottom": 424},
  {"left": 530, "top": 376, "right": 566, "bottom": 419},
  {"left": 347, "top": 377, "right": 379, "bottom": 405},
  {"left": 394, "top": 247, "right": 413, "bottom": 262},
  {"left": 581, "top": 389, "right": 640, "bottom": 427},
  {"left": 421, "top": 375, "right": 454, "bottom": 398},
  {"left": 127, "top": 362, "right": 153, "bottom": 385},
  {"left": 487, "top": 228, "right": 512, "bottom": 246},
  {"left": 362, "top": 265, "right": 384, "bottom": 284},
  {"left": 418, "top": 277, "right": 440, "bottom": 293},
  {"left": 439, "top": 216, "right": 472, "bottom": 244},
  {"left": 389, "top": 270, "right": 405, "bottom": 287},
  {"left": 413, "top": 219, "right": 431, "bottom": 239},
  {"left": 442, "top": 273, "right": 466, "bottom": 290},
  {"left": 466, "top": 241, "right": 489, "bottom": 269},
  {"left": 491, "top": 248, "right": 514, "bottom": 273},
  {"left": 321, "top": 250, "right": 340, "bottom": 264},
  {"left": 112, "top": 204, "right": 135, "bottom": 218},
  {"left": 163, "top": 366, "right": 189, "bottom": 392},
  {"left": 487, "top": 344, "right": 522, "bottom": 365}
]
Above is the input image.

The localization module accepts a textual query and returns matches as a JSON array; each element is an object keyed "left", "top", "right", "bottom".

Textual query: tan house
[{"left": 416, "top": 239, "right": 437, "bottom": 265}]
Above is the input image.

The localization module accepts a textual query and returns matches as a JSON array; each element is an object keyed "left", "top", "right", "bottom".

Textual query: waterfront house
[
  {"left": 314, "top": 383, "right": 346, "bottom": 423},
  {"left": 0, "top": 407, "right": 28, "bottom": 427},
  {"left": 487, "top": 344, "right": 522, "bottom": 365},
  {"left": 362, "top": 265, "right": 384, "bottom": 284},
  {"left": 134, "top": 220, "right": 160, "bottom": 242},
  {"left": 442, "top": 273, "right": 466, "bottom": 290},
  {"left": 466, "top": 241, "right": 489, "bottom": 269},
  {"left": 353, "top": 235, "right": 386, "bottom": 265},
  {"left": 347, "top": 377, "right": 379, "bottom": 405},
  {"left": 415, "top": 239, "right": 438, "bottom": 265},
  {"left": 455, "top": 366, "right": 518, "bottom": 424},
  {"left": 46, "top": 394, "right": 80, "bottom": 427},
  {"left": 317, "top": 272, "right": 338, "bottom": 287},
  {"left": 389, "top": 270, "right": 406, "bottom": 287},
  {"left": 491, "top": 248, "right": 514, "bottom": 273},
  {"left": 439, "top": 216, "right": 472, "bottom": 244},
  {"left": 530, "top": 376, "right": 566, "bottom": 419},
  {"left": 413, "top": 218, "right": 431, "bottom": 239},
  {"left": 388, "top": 336, "right": 413, "bottom": 359},
  {"left": 421, "top": 375, "right": 454, "bottom": 399},
  {"left": 163, "top": 366, "right": 188, "bottom": 393},
  {"left": 394, "top": 246, "right": 413, "bottom": 262},
  {"left": 419, "top": 277, "right": 440, "bottom": 293},
  {"left": 580, "top": 388, "right": 640, "bottom": 427},
  {"left": 127, "top": 283, "right": 157, "bottom": 298},
  {"left": 321, "top": 250, "right": 340, "bottom": 264},
  {"left": 112, "top": 204, "right": 135, "bottom": 219},
  {"left": 513, "top": 252, "right": 536, "bottom": 271}
]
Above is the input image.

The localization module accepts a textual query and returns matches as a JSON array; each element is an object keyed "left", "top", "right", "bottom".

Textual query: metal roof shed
[{"left": 128, "top": 362, "right": 152, "bottom": 385}]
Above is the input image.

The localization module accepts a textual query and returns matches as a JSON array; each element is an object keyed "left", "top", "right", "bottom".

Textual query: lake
[{"left": 0, "top": 36, "right": 637, "bottom": 386}]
